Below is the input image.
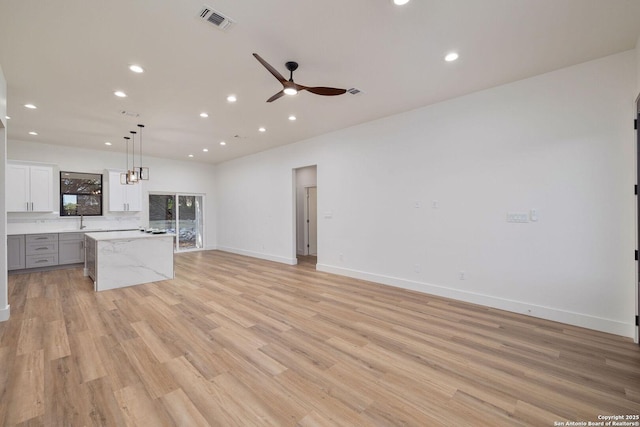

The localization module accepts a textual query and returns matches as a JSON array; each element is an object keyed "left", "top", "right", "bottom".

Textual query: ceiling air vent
[
  {"left": 199, "top": 6, "right": 234, "bottom": 31},
  {"left": 120, "top": 110, "right": 140, "bottom": 118}
]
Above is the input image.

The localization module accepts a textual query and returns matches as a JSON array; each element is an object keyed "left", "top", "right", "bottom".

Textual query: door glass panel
[
  {"left": 149, "top": 194, "right": 176, "bottom": 234},
  {"left": 178, "top": 195, "right": 203, "bottom": 250}
]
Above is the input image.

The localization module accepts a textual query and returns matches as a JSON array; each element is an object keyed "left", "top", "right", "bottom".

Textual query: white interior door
[{"left": 307, "top": 187, "right": 317, "bottom": 256}]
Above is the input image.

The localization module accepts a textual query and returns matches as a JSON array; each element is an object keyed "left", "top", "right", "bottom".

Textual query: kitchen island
[{"left": 84, "top": 230, "right": 175, "bottom": 291}]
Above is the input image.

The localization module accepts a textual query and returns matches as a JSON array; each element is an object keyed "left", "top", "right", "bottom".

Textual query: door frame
[
  {"left": 635, "top": 93, "right": 640, "bottom": 344},
  {"left": 304, "top": 186, "right": 318, "bottom": 256}
]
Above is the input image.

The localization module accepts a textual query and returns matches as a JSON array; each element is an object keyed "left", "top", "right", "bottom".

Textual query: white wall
[
  {"left": 216, "top": 50, "right": 637, "bottom": 337},
  {"left": 637, "top": 36, "right": 640, "bottom": 94},
  {"left": 7, "top": 141, "right": 217, "bottom": 249},
  {"left": 0, "top": 65, "right": 8, "bottom": 321},
  {"left": 295, "top": 165, "right": 317, "bottom": 255}
]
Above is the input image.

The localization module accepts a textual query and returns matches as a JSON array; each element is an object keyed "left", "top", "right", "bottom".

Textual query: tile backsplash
[{"left": 7, "top": 214, "right": 142, "bottom": 235}]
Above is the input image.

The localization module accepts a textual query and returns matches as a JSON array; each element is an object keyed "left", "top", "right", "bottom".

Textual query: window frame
[{"left": 59, "top": 171, "right": 104, "bottom": 217}]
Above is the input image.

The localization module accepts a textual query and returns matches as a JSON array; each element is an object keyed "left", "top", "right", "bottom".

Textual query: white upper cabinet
[
  {"left": 6, "top": 163, "right": 54, "bottom": 212},
  {"left": 108, "top": 170, "right": 142, "bottom": 212}
]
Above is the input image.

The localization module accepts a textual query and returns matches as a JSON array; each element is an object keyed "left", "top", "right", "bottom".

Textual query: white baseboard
[
  {"left": 0, "top": 305, "right": 10, "bottom": 322},
  {"left": 316, "top": 263, "right": 635, "bottom": 338},
  {"left": 216, "top": 246, "right": 297, "bottom": 265}
]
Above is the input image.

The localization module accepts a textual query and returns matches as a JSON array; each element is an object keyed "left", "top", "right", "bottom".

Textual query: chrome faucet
[{"left": 80, "top": 214, "right": 86, "bottom": 230}]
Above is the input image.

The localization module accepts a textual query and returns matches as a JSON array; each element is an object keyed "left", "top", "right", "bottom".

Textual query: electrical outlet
[
  {"left": 414, "top": 201, "right": 421, "bottom": 208},
  {"left": 432, "top": 200, "right": 439, "bottom": 209},
  {"left": 414, "top": 264, "right": 420, "bottom": 273},
  {"left": 459, "top": 271, "right": 466, "bottom": 280},
  {"left": 339, "top": 253, "right": 343, "bottom": 262}
]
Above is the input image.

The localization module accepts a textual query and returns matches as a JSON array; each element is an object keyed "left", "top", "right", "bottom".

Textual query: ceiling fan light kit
[{"left": 253, "top": 53, "right": 347, "bottom": 102}]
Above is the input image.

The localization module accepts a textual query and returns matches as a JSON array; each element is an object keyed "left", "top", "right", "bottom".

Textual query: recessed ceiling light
[
  {"left": 445, "top": 52, "right": 459, "bottom": 62},
  {"left": 227, "top": 95, "right": 237, "bottom": 102},
  {"left": 28, "top": 131, "right": 38, "bottom": 135},
  {"left": 188, "top": 154, "right": 194, "bottom": 158},
  {"left": 202, "top": 148, "right": 209, "bottom": 152},
  {"left": 258, "top": 127, "right": 266, "bottom": 132},
  {"left": 105, "top": 142, "right": 112, "bottom": 146},
  {"left": 114, "top": 91, "right": 127, "bottom": 98},
  {"left": 220, "top": 141, "right": 226, "bottom": 146},
  {"left": 24, "top": 104, "right": 37, "bottom": 109},
  {"left": 129, "top": 64, "right": 144, "bottom": 73},
  {"left": 5, "top": 116, "right": 10, "bottom": 120},
  {"left": 288, "top": 115, "right": 297, "bottom": 121},
  {"left": 200, "top": 112, "right": 209, "bottom": 118},
  {"left": 393, "top": 0, "right": 410, "bottom": 5}
]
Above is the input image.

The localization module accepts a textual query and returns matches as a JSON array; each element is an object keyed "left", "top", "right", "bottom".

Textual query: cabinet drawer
[
  {"left": 26, "top": 254, "right": 59, "bottom": 269},
  {"left": 26, "top": 242, "right": 58, "bottom": 255},
  {"left": 26, "top": 234, "right": 58, "bottom": 244},
  {"left": 59, "top": 233, "right": 85, "bottom": 241}
]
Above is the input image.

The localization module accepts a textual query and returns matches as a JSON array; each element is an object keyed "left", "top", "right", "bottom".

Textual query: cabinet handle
[
  {"left": 34, "top": 247, "right": 48, "bottom": 251},
  {"left": 31, "top": 202, "right": 34, "bottom": 211},
  {"left": 35, "top": 237, "right": 47, "bottom": 240},
  {"left": 26, "top": 202, "right": 29, "bottom": 211},
  {"left": 35, "top": 259, "right": 48, "bottom": 264}
]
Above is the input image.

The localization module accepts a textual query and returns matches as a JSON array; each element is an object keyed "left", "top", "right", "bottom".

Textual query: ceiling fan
[{"left": 253, "top": 53, "right": 346, "bottom": 102}]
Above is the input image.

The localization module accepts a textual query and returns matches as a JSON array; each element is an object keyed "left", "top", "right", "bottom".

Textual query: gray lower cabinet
[
  {"left": 7, "top": 235, "right": 26, "bottom": 270},
  {"left": 59, "top": 233, "right": 85, "bottom": 264},
  {"left": 26, "top": 234, "right": 58, "bottom": 268},
  {"left": 8, "top": 232, "right": 89, "bottom": 271}
]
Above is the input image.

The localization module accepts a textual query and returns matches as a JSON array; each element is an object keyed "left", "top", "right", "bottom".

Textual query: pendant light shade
[
  {"left": 137, "top": 124, "right": 149, "bottom": 180},
  {"left": 120, "top": 136, "right": 135, "bottom": 185},
  {"left": 128, "top": 130, "right": 139, "bottom": 183}
]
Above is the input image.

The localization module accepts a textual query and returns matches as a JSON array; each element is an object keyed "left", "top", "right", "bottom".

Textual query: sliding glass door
[{"left": 149, "top": 193, "right": 204, "bottom": 251}]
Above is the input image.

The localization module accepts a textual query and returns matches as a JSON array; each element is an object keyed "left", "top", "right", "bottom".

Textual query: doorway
[
  {"left": 149, "top": 193, "right": 204, "bottom": 251},
  {"left": 294, "top": 166, "right": 317, "bottom": 260}
]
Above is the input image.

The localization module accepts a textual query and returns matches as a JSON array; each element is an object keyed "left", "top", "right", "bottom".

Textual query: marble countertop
[
  {"left": 85, "top": 230, "right": 175, "bottom": 241},
  {"left": 7, "top": 228, "right": 138, "bottom": 236}
]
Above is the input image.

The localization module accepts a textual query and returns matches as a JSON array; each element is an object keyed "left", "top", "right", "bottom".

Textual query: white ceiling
[{"left": 1, "top": 0, "right": 639, "bottom": 165}]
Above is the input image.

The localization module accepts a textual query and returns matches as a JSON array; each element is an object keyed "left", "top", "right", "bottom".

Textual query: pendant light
[
  {"left": 129, "top": 130, "right": 139, "bottom": 183},
  {"left": 137, "top": 124, "right": 149, "bottom": 180},
  {"left": 120, "top": 136, "right": 135, "bottom": 185}
]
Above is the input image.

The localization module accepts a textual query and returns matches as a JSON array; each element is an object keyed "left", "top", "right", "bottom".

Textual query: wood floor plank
[
  {"left": 1, "top": 251, "right": 639, "bottom": 426},
  {"left": 5, "top": 350, "right": 45, "bottom": 425},
  {"left": 113, "top": 382, "right": 174, "bottom": 427},
  {"left": 67, "top": 330, "right": 107, "bottom": 383},
  {"left": 43, "top": 319, "right": 71, "bottom": 361},
  {"left": 119, "top": 337, "right": 178, "bottom": 399},
  {"left": 160, "top": 388, "right": 210, "bottom": 427}
]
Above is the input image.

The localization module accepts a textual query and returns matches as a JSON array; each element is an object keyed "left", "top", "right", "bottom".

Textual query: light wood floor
[{"left": 1, "top": 251, "right": 639, "bottom": 426}]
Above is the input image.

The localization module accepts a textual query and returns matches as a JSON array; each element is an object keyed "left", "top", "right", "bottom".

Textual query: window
[{"left": 60, "top": 172, "right": 103, "bottom": 216}]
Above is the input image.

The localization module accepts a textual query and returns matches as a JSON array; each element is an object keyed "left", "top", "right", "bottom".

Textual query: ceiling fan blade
[
  {"left": 266, "top": 90, "right": 286, "bottom": 103},
  {"left": 253, "top": 53, "right": 287, "bottom": 83},
  {"left": 303, "top": 86, "right": 347, "bottom": 96}
]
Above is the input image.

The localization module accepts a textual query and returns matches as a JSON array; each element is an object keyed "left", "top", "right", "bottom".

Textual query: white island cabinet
[{"left": 84, "top": 231, "right": 174, "bottom": 291}]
